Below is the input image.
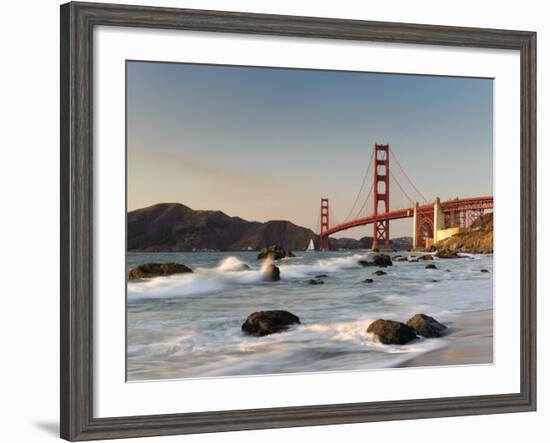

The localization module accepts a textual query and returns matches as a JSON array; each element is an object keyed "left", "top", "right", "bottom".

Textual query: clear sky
[{"left": 127, "top": 61, "right": 493, "bottom": 239}]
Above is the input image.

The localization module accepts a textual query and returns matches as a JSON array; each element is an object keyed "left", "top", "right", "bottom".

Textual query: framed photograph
[{"left": 60, "top": 1, "right": 536, "bottom": 441}]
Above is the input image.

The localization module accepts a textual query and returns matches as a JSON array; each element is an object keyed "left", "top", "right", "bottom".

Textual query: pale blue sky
[{"left": 127, "top": 61, "right": 493, "bottom": 238}]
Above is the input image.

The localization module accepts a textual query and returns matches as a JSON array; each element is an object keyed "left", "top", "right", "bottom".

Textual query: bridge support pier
[
  {"left": 433, "top": 197, "right": 444, "bottom": 233},
  {"left": 412, "top": 202, "right": 419, "bottom": 249},
  {"left": 432, "top": 196, "right": 461, "bottom": 244}
]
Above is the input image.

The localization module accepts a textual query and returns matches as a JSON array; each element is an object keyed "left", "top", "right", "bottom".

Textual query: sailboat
[{"left": 305, "top": 239, "right": 315, "bottom": 251}]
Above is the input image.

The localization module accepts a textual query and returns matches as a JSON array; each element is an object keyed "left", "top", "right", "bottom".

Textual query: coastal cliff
[{"left": 434, "top": 213, "right": 493, "bottom": 253}]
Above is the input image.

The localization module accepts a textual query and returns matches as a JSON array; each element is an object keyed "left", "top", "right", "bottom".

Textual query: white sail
[{"left": 306, "top": 239, "right": 315, "bottom": 251}]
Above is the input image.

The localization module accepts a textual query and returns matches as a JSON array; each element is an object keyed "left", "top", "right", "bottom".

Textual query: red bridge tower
[
  {"left": 319, "top": 198, "right": 329, "bottom": 251},
  {"left": 372, "top": 144, "right": 390, "bottom": 250}
]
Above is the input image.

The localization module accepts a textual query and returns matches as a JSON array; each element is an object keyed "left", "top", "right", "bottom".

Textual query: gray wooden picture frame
[{"left": 60, "top": 1, "right": 537, "bottom": 441}]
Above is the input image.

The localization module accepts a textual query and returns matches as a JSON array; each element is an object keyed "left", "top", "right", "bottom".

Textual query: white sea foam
[
  {"left": 127, "top": 273, "right": 228, "bottom": 302},
  {"left": 278, "top": 253, "right": 366, "bottom": 278},
  {"left": 216, "top": 256, "right": 251, "bottom": 272},
  {"left": 127, "top": 266, "right": 270, "bottom": 303}
]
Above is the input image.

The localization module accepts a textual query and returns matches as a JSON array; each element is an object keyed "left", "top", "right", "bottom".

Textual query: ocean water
[{"left": 127, "top": 251, "right": 493, "bottom": 381}]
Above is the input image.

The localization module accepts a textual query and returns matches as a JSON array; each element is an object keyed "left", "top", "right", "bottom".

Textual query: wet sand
[{"left": 400, "top": 309, "right": 493, "bottom": 368}]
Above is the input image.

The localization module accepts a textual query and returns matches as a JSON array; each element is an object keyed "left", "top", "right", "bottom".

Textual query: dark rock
[
  {"left": 315, "top": 274, "right": 328, "bottom": 279},
  {"left": 406, "top": 313, "right": 447, "bottom": 338},
  {"left": 480, "top": 269, "right": 489, "bottom": 273},
  {"left": 366, "top": 319, "right": 417, "bottom": 345},
  {"left": 373, "top": 270, "right": 387, "bottom": 276},
  {"left": 372, "top": 248, "right": 380, "bottom": 252},
  {"left": 263, "top": 264, "right": 281, "bottom": 281},
  {"left": 372, "top": 254, "right": 393, "bottom": 267},
  {"left": 431, "top": 280, "right": 439, "bottom": 283},
  {"left": 409, "top": 258, "right": 419, "bottom": 263},
  {"left": 394, "top": 256, "right": 408, "bottom": 262},
  {"left": 445, "top": 269, "right": 452, "bottom": 272},
  {"left": 358, "top": 259, "right": 375, "bottom": 267},
  {"left": 363, "top": 278, "right": 374, "bottom": 283},
  {"left": 425, "top": 264, "right": 438, "bottom": 269},
  {"left": 418, "top": 254, "right": 434, "bottom": 261},
  {"left": 241, "top": 310, "right": 301, "bottom": 336},
  {"left": 128, "top": 262, "right": 193, "bottom": 280},
  {"left": 257, "top": 245, "right": 296, "bottom": 260},
  {"left": 435, "top": 248, "right": 462, "bottom": 259},
  {"left": 308, "top": 279, "right": 324, "bottom": 285}
]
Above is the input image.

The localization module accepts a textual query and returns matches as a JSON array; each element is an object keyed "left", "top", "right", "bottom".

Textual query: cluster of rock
[
  {"left": 366, "top": 314, "right": 447, "bottom": 345},
  {"left": 435, "top": 248, "right": 461, "bottom": 259},
  {"left": 358, "top": 254, "right": 393, "bottom": 267},
  {"left": 257, "top": 245, "right": 296, "bottom": 260},
  {"left": 257, "top": 245, "right": 297, "bottom": 281},
  {"left": 240, "top": 310, "right": 447, "bottom": 346},
  {"left": 127, "top": 247, "right": 460, "bottom": 348}
]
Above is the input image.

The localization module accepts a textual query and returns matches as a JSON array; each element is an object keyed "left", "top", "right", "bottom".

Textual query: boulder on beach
[
  {"left": 128, "top": 262, "right": 193, "bottom": 280},
  {"left": 241, "top": 310, "right": 301, "bottom": 336},
  {"left": 263, "top": 263, "right": 281, "bottom": 281},
  {"left": 315, "top": 274, "right": 328, "bottom": 279},
  {"left": 373, "top": 270, "right": 387, "bottom": 276},
  {"left": 257, "top": 245, "right": 296, "bottom": 260},
  {"left": 435, "top": 248, "right": 462, "bottom": 259},
  {"left": 363, "top": 278, "right": 374, "bottom": 283},
  {"left": 425, "top": 264, "right": 437, "bottom": 269},
  {"left": 372, "top": 254, "right": 393, "bottom": 267},
  {"left": 480, "top": 269, "right": 490, "bottom": 273},
  {"left": 308, "top": 279, "right": 324, "bottom": 285},
  {"left": 366, "top": 319, "right": 417, "bottom": 345},
  {"left": 407, "top": 313, "right": 447, "bottom": 338}
]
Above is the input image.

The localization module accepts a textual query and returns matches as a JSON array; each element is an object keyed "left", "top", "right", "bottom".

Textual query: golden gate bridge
[{"left": 318, "top": 144, "right": 493, "bottom": 250}]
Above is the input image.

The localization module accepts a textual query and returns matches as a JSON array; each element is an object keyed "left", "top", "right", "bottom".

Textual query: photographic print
[{"left": 126, "top": 61, "right": 494, "bottom": 381}]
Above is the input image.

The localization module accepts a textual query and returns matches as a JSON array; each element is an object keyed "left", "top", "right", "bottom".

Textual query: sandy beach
[{"left": 400, "top": 308, "right": 493, "bottom": 368}]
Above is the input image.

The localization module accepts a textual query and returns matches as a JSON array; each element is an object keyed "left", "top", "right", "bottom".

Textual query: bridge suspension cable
[
  {"left": 342, "top": 149, "right": 375, "bottom": 222},
  {"left": 352, "top": 182, "right": 375, "bottom": 221},
  {"left": 390, "top": 150, "right": 427, "bottom": 203},
  {"left": 329, "top": 205, "right": 341, "bottom": 228},
  {"left": 390, "top": 170, "right": 415, "bottom": 206}
]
